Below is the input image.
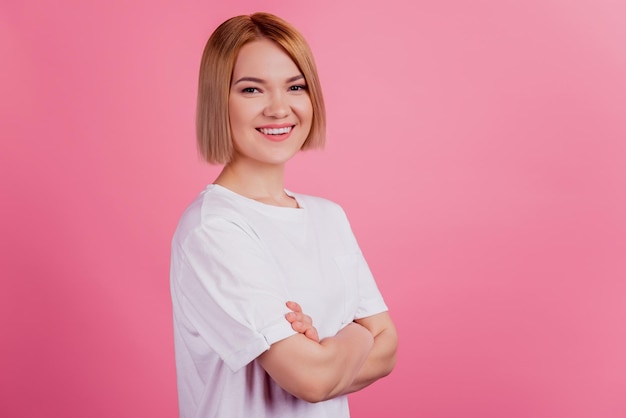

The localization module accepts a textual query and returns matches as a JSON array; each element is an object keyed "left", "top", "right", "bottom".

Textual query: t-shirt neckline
[{"left": 208, "top": 184, "right": 306, "bottom": 221}]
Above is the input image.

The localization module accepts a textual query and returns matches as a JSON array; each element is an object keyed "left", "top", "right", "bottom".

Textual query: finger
[
  {"left": 285, "top": 311, "right": 308, "bottom": 323},
  {"left": 291, "top": 312, "right": 314, "bottom": 328},
  {"left": 285, "top": 312, "right": 297, "bottom": 323},
  {"left": 291, "top": 321, "right": 307, "bottom": 333},
  {"left": 286, "top": 301, "right": 302, "bottom": 313},
  {"left": 304, "top": 327, "right": 320, "bottom": 342},
  {"left": 300, "top": 314, "right": 313, "bottom": 326},
  {"left": 289, "top": 318, "right": 314, "bottom": 334}
]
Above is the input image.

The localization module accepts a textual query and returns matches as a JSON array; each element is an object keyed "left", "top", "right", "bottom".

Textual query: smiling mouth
[{"left": 256, "top": 126, "right": 294, "bottom": 135}]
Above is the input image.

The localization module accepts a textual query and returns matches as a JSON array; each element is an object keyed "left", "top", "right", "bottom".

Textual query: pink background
[{"left": 2, "top": 0, "right": 625, "bottom": 417}]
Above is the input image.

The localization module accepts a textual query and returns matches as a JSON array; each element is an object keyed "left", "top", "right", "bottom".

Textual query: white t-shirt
[{"left": 170, "top": 184, "right": 388, "bottom": 418}]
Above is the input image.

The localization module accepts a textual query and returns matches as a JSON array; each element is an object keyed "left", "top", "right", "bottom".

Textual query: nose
[{"left": 263, "top": 91, "right": 290, "bottom": 118}]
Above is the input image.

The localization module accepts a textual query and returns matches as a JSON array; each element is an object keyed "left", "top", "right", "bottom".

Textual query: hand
[{"left": 285, "top": 301, "right": 319, "bottom": 342}]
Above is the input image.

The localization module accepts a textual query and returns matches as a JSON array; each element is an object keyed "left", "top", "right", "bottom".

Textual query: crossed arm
[{"left": 257, "top": 301, "right": 398, "bottom": 403}]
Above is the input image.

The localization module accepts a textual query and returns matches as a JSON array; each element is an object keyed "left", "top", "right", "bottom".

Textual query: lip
[
  {"left": 256, "top": 123, "right": 294, "bottom": 129},
  {"left": 255, "top": 124, "right": 296, "bottom": 142}
]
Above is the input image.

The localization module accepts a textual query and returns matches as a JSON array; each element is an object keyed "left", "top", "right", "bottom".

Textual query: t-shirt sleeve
[
  {"left": 171, "top": 216, "right": 296, "bottom": 372},
  {"left": 333, "top": 205, "right": 389, "bottom": 320},
  {"left": 353, "top": 250, "right": 388, "bottom": 319}
]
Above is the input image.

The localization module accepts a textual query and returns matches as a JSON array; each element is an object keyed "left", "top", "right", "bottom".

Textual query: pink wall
[{"left": 2, "top": 1, "right": 625, "bottom": 417}]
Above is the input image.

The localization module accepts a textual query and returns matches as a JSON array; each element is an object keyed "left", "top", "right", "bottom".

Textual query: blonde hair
[{"left": 196, "top": 12, "right": 326, "bottom": 164}]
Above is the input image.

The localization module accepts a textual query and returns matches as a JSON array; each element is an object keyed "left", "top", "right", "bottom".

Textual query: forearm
[
  {"left": 341, "top": 312, "right": 398, "bottom": 394},
  {"left": 259, "top": 322, "right": 374, "bottom": 403},
  {"left": 342, "top": 325, "right": 398, "bottom": 394},
  {"left": 318, "top": 322, "right": 375, "bottom": 398}
]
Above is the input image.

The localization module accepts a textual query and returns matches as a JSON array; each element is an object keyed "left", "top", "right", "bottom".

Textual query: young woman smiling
[{"left": 170, "top": 12, "right": 397, "bottom": 418}]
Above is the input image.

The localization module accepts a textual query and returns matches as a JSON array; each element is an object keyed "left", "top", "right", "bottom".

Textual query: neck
[{"left": 214, "top": 158, "right": 297, "bottom": 208}]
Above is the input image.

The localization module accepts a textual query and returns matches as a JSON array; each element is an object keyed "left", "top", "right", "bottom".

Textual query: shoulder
[{"left": 172, "top": 185, "right": 251, "bottom": 247}]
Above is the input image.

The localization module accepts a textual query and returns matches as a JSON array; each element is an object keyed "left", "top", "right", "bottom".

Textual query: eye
[
  {"left": 241, "top": 87, "right": 260, "bottom": 94},
  {"left": 289, "top": 85, "right": 308, "bottom": 92}
]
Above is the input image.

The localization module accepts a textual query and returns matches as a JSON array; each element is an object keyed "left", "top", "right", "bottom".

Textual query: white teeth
[{"left": 258, "top": 126, "right": 292, "bottom": 135}]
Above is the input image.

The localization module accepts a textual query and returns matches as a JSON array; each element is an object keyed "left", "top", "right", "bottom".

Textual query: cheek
[
  {"left": 294, "top": 98, "right": 313, "bottom": 123},
  {"left": 229, "top": 98, "right": 266, "bottom": 125}
]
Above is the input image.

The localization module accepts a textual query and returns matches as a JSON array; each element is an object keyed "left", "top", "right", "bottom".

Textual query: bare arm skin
[
  {"left": 343, "top": 312, "right": 398, "bottom": 393},
  {"left": 258, "top": 320, "right": 373, "bottom": 403},
  {"left": 280, "top": 302, "right": 398, "bottom": 398}
]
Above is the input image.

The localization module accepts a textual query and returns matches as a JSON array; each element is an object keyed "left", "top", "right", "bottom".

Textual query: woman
[{"left": 170, "top": 12, "right": 397, "bottom": 418}]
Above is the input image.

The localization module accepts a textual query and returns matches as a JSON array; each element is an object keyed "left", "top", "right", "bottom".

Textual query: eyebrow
[{"left": 233, "top": 75, "right": 304, "bottom": 85}]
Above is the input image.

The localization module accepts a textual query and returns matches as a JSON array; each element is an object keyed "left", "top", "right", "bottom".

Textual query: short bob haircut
[{"left": 196, "top": 12, "right": 326, "bottom": 165}]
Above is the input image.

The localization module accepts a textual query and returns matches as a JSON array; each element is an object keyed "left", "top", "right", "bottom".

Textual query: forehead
[{"left": 232, "top": 39, "right": 301, "bottom": 80}]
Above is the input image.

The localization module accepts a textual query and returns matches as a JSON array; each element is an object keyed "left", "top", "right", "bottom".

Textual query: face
[{"left": 228, "top": 38, "right": 313, "bottom": 167}]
